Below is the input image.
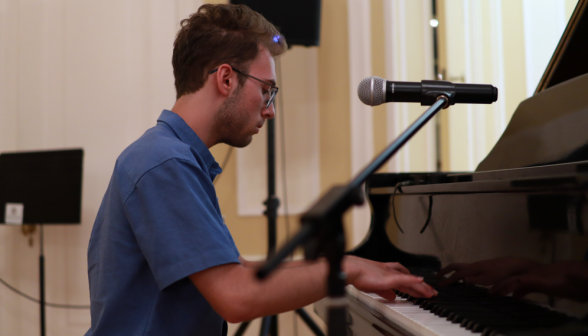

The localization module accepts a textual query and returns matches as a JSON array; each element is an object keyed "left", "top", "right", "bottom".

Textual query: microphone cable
[
  {"left": 391, "top": 181, "right": 434, "bottom": 234},
  {"left": 0, "top": 275, "right": 90, "bottom": 309},
  {"left": 213, "top": 146, "right": 233, "bottom": 186}
]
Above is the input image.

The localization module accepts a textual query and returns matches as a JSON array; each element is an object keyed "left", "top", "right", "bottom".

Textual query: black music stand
[{"left": 0, "top": 149, "right": 84, "bottom": 336}]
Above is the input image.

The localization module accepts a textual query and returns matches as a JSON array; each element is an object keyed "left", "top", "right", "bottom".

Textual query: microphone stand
[
  {"left": 235, "top": 112, "right": 324, "bottom": 336},
  {"left": 257, "top": 94, "right": 452, "bottom": 336}
]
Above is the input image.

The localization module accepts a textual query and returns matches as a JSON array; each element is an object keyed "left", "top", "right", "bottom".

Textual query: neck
[{"left": 171, "top": 89, "right": 221, "bottom": 148}]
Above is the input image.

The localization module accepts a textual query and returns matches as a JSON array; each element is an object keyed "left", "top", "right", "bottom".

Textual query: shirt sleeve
[{"left": 123, "top": 158, "right": 240, "bottom": 290}]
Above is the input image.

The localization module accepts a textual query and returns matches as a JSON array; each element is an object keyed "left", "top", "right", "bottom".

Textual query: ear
[{"left": 212, "top": 64, "right": 237, "bottom": 98}]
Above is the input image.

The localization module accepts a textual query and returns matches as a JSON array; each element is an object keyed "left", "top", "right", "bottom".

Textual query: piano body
[{"left": 315, "top": 1, "right": 588, "bottom": 335}]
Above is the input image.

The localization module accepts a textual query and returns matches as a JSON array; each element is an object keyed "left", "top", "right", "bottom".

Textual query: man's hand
[
  {"left": 344, "top": 256, "right": 437, "bottom": 301},
  {"left": 190, "top": 256, "right": 436, "bottom": 323},
  {"left": 490, "top": 261, "right": 588, "bottom": 302},
  {"left": 436, "top": 257, "right": 541, "bottom": 287}
]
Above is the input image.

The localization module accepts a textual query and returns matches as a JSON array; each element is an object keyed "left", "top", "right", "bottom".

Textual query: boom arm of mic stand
[
  {"left": 257, "top": 96, "right": 451, "bottom": 278},
  {"left": 256, "top": 96, "right": 450, "bottom": 336}
]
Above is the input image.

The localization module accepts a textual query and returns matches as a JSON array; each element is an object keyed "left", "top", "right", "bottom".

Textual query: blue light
[{"left": 273, "top": 35, "right": 280, "bottom": 43}]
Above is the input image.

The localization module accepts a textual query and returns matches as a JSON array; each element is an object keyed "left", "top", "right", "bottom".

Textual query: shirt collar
[{"left": 157, "top": 110, "right": 222, "bottom": 176}]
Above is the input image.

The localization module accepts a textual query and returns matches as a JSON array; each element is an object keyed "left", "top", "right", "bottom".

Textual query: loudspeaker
[{"left": 230, "top": 0, "right": 321, "bottom": 47}]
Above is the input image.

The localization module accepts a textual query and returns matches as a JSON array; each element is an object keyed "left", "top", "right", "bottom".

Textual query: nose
[{"left": 262, "top": 103, "right": 275, "bottom": 119}]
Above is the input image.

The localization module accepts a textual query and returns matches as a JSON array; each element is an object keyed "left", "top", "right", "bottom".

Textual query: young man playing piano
[{"left": 85, "top": 4, "right": 435, "bottom": 336}]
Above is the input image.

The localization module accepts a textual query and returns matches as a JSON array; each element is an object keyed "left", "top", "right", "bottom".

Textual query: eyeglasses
[{"left": 209, "top": 67, "right": 279, "bottom": 108}]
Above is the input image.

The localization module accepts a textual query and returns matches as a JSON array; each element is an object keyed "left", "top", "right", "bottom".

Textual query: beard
[{"left": 212, "top": 88, "right": 255, "bottom": 148}]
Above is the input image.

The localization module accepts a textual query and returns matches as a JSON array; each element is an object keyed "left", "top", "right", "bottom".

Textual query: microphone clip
[{"left": 421, "top": 80, "right": 457, "bottom": 107}]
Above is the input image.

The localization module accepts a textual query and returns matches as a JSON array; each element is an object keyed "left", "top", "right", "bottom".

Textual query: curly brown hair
[{"left": 172, "top": 4, "right": 288, "bottom": 99}]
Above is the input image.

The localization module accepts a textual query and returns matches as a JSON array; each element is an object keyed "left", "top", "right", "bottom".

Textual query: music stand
[{"left": 0, "top": 149, "right": 84, "bottom": 336}]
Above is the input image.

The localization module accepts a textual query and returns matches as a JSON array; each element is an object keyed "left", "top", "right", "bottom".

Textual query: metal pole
[
  {"left": 39, "top": 224, "right": 46, "bottom": 336},
  {"left": 266, "top": 118, "right": 278, "bottom": 258}
]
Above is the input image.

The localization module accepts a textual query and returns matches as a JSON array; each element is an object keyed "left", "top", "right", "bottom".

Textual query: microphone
[{"left": 357, "top": 76, "right": 498, "bottom": 107}]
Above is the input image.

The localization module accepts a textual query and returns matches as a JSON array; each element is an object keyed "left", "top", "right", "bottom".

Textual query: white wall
[
  {"left": 384, "top": 0, "right": 435, "bottom": 174},
  {"left": 347, "top": 0, "right": 374, "bottom": 246},
  {"left": 0, "top": 1, "right": 201, "bottom": 335},
  {"left": 236, "top": 47, "right": 321, "bottom": 217},
  {"left": 444, "top": 0, "right": 577, "bottom": 172},
  {"left": 346, "top": 0, "right": 436, "bottom": 245}
]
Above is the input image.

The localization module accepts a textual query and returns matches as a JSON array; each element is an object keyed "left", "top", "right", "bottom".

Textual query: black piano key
[
  {"left": 481, "top": 327, "right": 494, "bottom": 336},
  {"left": 421, "top": 301, "right": 434, "bottom": 309},
  {"left": 467, "top": 320, "right": 478, "bottom": 330},
  {"left": 473, "top": 323, "right": 489, "bottom": 333},
  {"left": 431, "top": 305, "right": 444, "bottom": 314},
  {"left": 438, "top": 308, "right": 451, "bottom": 317},
  {"left": 448, "top": 312, "right": 461, "bottom": 322},
  {"left": 464, "top": 317, "right": 542, "bottom": 330},
  {"left": 398, "top": 280, "right": 579, "bottom": 335}
]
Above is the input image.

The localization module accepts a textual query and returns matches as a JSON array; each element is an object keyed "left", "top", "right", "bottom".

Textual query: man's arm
[
  {"left": 238, "top": 256, "right": 316, "bottom": 269},
  {"left": 191, "top": 256, "right": 436, "bottom": 323},
  {"left": 239, "top": 256, "right": 412, "bottom": 273}
]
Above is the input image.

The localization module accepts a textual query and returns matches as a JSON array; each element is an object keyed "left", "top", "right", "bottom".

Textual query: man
[{"left": 86, "top": 4, "right": 436, "bottom": 336}]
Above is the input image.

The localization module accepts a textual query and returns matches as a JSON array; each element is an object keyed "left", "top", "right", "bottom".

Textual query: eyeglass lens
[{"left": 267, "top": 89, "right": 278, "bottom": 108}]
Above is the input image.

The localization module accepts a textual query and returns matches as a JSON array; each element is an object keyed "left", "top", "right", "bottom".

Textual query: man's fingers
[
  {"left": 388, "top": 275, "right": 436, "bottom": 298},
  {"left": 396, "top": 282, "right": 437, "bottom": 298},
  {"left": 386, "top": 262, "right": 410, "bottom": 274},
  {"left": 383, "top": 274, "right": 426, "bottom": 291},
  {"left": 436, "top": 263, "right": 468, "bottom": 278},
  {"left": 373, "top": 289, "right": 397, "bottom": 301}
]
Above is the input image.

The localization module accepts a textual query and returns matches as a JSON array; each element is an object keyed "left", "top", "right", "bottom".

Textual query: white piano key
[{"left": 347, "top": 287, "right": 480, "bottom": 336}]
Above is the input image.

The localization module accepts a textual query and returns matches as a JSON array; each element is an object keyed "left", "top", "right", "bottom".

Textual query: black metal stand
[
  {"left": 257, "top": 96, "right": 451, "bottom": 336},
  {"left": 39, "top": 224, "right": 46, "bottom": 336},
  {"left": 235, "top": 117, "right": 324, "bottom": 336}
]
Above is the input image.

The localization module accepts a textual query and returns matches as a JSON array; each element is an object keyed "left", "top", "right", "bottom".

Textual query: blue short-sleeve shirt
[{"left": 85, "top": 110, "right": 240, "bottom": 336}]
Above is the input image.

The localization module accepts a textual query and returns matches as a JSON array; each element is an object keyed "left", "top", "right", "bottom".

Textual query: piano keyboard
[
  {"left": 347, "top": 286, "right": 478, "bottom": 336},
  {"left": 343, "top": 278, "right": 577, "bottom": 336}
]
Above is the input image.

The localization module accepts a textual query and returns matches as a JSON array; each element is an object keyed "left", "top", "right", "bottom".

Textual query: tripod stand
[{"left": 234, "top": 113, "right": 324, "bottom": 336}]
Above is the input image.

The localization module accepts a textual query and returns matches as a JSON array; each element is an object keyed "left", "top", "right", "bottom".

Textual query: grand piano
[{"left": 315, "top": 1, "right": 588, "bottom": 335}]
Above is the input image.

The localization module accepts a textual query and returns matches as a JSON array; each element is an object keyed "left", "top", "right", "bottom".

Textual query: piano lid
[
  {"left": 477, "top": 0, "right": 588, "bottom": 172},
  {"left": 477, "top": 73, "right": 588, "bottom": 171},
  {"left": 535, "top": 0, "right": 588, "bottom": 94}
]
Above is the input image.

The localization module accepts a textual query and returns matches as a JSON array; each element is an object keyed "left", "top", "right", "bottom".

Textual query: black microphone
[{"left": 357, "top": 76, "right": 498, "bottom": 106}]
